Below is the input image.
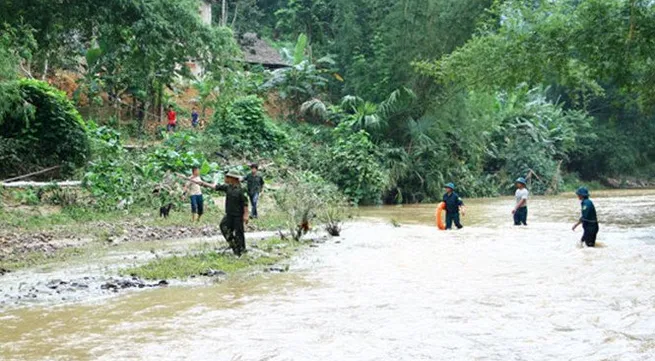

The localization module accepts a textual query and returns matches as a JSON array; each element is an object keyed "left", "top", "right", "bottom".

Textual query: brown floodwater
[{"left": 1, "top": 189, "right": 655, "bottom": 360}]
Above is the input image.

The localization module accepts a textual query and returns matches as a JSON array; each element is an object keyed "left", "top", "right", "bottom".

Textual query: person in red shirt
[{"left": 166, "top": 106, "right": 177, "bottom": 132}]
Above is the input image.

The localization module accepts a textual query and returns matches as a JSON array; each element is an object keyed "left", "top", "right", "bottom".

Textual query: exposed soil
[{"left": 0, "top": 223, "right": 225, "bottom": 265}]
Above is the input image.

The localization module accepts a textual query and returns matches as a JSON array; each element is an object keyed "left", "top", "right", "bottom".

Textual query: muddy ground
[
  {"left": 0, "top": 220, "right": 331, "bottom": 310},
  {"left": 0, "top": 221, "right": 226, "bottom": 262}
]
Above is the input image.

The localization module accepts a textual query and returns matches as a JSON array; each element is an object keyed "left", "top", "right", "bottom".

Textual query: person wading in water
[
  {"left": 187, "top": 170, "right": 249, "bottom": 256},
  {"left": 443, "top": 182, "right": 466, "bottom": 230},
  {"left": 512, "top": 177, "right": 529, "bottom": 226},
  {"left": 572, "top": 187, "right": 599, "bottom": 247}
]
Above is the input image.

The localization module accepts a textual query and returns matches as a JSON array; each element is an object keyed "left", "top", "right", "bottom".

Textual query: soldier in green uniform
[
  {"left": 572, "top": 187, "right": 599, "bottom": 247},
  {"left": 442, "top": 183, "right": 466, "bottom": 230},
  {"left": 188, "top": 170, "right": 249, "bottom": 256}
]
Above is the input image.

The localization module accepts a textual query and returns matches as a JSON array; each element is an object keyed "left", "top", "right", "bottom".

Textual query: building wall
[{"left": 199, "top": 1, "right": 212, "bottom": 26}]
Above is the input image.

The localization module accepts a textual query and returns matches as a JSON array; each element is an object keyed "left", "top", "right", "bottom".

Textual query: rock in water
[{"left": 200, "top": 268, "right": 227, "bottom": 277}]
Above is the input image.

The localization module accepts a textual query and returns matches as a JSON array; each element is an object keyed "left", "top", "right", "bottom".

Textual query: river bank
[
  {"left": 0, "top": 228, "right": 335, "bottom": 310},
  {"left": 0, "top": 192, "right": 291, "bottom": 270}
]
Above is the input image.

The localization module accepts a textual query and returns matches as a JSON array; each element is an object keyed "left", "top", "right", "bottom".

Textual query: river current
[{"left": 1, "top": 190, "right": 654, "bottom": 360}]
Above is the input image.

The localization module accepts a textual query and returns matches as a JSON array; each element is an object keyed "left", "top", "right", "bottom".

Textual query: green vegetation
[
  {"left": 1, "top": 79, "right": 89, "bottom": 178},
  {"left": 122, "top": 238, "right": 294, "bottom": 280},
  {"left": 1, "top": 0, "right": 653, "bottom": 215},
  {"left": 0, "top": 246, "right": 89, "bottom": 271},
  {"left": 208, "top": 95, "right": 287, "bottom": 157},
  {"left": 0, "top": 0, "right": 239, "bottom": 132}
]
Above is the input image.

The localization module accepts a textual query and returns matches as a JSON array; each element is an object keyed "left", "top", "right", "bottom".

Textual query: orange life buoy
[{"left": 435, "top": 202, "right": 446, "bottom": 230}]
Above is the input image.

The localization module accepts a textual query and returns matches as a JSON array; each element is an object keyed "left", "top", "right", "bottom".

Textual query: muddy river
[{"left": 1, "top": 190, "right": 655, "bottom": 360}]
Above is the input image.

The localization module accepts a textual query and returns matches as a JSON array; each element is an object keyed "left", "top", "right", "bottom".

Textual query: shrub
[
  {"left": 272, "top": 171, "right": 342, "bottom": 241},
  {"left": 84, "top": 128, "right": 219, "bottom": 211},
  {"left": 324, "top": 123, "right": 387, "bottom": 205},
  {"left": 0, "top": 79, "right": 90, "bottom": 178},
  {"left": 207, "top": 95, "right": 287, "bottom": 157}
]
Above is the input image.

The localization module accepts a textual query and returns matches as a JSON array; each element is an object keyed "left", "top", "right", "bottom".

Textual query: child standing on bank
[
  {"left": 183, "top": 166, "right": 204, "bottom": 223},
  {"left": 443, "top": 183, "right": 465, "bottom": 230}
]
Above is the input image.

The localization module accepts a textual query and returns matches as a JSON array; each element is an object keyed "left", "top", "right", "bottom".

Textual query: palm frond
[{"left": 300, "top": 98, "right": 329, "bottom": 120}]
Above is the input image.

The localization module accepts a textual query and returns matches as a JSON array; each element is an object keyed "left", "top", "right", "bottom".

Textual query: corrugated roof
[{"left": 238, "top": 33, "right": 290, "bottom": 68}]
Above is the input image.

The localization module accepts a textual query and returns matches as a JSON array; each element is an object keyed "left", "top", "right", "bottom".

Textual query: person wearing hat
[
  {"left": 572, "top": 187, "right": 599, "bottom": 247},
  {"left": 512, "top": 177, "right": 529, "bottom": 226},
  {"left": 187, "top": 170, "right": 249, "bottom": 256},
  {"left": 442, "top": 183, "right": 465, "bottom": 230},
  {"left": 243, "top": 163, "right": 265, "bottom": 219}
]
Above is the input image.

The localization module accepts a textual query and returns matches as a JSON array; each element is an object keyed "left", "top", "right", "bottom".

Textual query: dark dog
[{"left": 159, "top": 203, "right": 173, "bottom": 218}]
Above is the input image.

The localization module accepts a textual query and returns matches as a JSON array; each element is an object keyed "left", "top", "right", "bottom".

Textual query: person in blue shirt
[
  {"left": 443, "top": 183, "right": 466, "bottom": 230},
  {"left": 572, "top": 187, "right": 599, "bottom": 247}
]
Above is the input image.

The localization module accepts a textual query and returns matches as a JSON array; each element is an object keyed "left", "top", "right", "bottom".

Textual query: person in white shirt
[
  {"left": 183, "top": 166, "right": 204, "bottom": 223},
  {"left": 512, "top": 177, "right": 529, "bottom": 226}
]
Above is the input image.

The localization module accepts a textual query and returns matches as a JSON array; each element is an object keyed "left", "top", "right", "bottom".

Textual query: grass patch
[
  {"left": 0, "top": 193, "right": 289, "bottom": 234},
  {"left": 0, "top": 245, "right": 98, "bottom": 271},
  {"left": 121, "top": 238, "right": 296, "bottom": 280}
]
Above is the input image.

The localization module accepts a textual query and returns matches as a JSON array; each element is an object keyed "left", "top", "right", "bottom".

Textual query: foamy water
[{"left": 1, "top": 191, "right": 654, "bottom": 360}]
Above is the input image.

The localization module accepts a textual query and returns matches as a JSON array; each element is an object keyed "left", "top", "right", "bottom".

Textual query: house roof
[{"left": 238, "top": 33, "right": 289, "bottom": 69}]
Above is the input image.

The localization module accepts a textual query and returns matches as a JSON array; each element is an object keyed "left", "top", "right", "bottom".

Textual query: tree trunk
[
  {"left": 307, "top": 23, "right": 313, "bottom": 60},
  {"left": 1, "top": 166, "right": 61, "bottom": 183},
  {"left": 132, "top": 95, "right": 137, "bottom": 120},
  {"left": 157, "top": 83, "right": 164, "bottom": 123},
  {"left": 221, "top": 0, "right": 228, "bottom": 26},
  {"left": 231, "top": 2, "right": 238, "bottom": 28},
  {"left": 41, "top": 57, "right": 49, "bottom": 81},
  {"left": 2, "top": 181, "right": 82, "bottom": 188}
]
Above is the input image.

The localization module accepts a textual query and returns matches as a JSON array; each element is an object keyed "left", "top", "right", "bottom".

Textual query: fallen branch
[
  {"left": 123, "top": 144, "right": 151, "bottom": 151},
  {"left": 1, "top": 165, "right": 61, "bottom": 183},
  {"left": 1, "top": 181, "right": 82, "bottom": 188}
]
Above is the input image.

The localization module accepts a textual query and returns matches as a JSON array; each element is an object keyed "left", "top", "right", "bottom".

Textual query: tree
[
  {"left": 261, "top": 34, "right": 335, "bottom": 118},
  {"left": 1, "top": 79, "right": 90, "bottom": 178},
  {"left": 275, "top": 0, "right": 334, "bottom": 55},
  {"left": 0, "top": 0, "right": 240, "bottom": 128}
]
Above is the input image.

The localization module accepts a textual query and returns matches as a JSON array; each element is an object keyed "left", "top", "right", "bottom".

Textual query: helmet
[
  {"left": 575, "top": 187, "right": 589, "bottom": 197},
  {"left": 444, "top": 182, "right": 456, "bottom": 190},
  {"left": 515, "top": 177, "right": 527, "bottom": 185}
]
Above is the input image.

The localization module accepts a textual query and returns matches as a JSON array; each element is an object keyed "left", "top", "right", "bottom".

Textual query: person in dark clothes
[
  {"left": 188, "top": 170, "right": 249, "bottom": 256},
  {"left": 572, "top": 187, "right": 599, "bottom": 247},
  {"left": 191, "top": 108, "right": 200, "bottom": 128},
  {"left": 243, "top": 163, "right": 265, "bottom": 219},
  {"left": 443, "top": 183, "right": 466, "bottom": 230},
  {"left": 512, "top": 177, "right": 529, "bottom": 226}
]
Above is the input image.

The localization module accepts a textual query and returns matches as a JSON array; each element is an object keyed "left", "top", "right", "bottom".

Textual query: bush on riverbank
[{"left": 0, "top": 79, "right": 90, "bottom": 178}]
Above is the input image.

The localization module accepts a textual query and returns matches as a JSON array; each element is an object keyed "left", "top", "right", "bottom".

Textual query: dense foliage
[
  {"left": 261, "top": 0, "right": 654, "bottom": 200},
  {"left": 208, "top": 95, "right": 287, "bottom": 157},
  {"left": 0, "top": 0, "right": 239, "bottom": 131},
  {"left": 324, "top": 124, "right": 386, "bottom": 204},
  {"left": 0, "top": 79, "right": 89, "bottom": 178},
  {"left": 1, "top": 0, "right": 653, "bottom": 208},
  {"left": 414, "top": 0, "right": 655, "bottom": 181}
]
